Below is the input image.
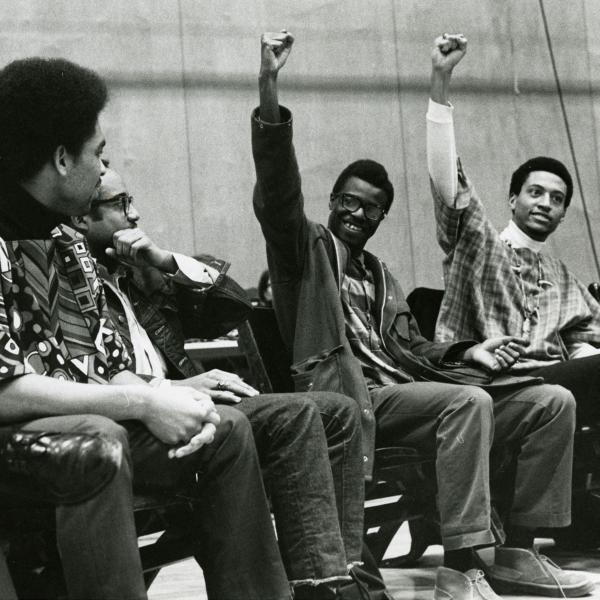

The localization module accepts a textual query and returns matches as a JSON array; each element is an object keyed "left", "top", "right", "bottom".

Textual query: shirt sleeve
[
  {"left": 559, "top": 273, "right": 600, "bottom": 351},
  {"left": 168, "top": 253, "right": 227, "bottom": 288},
  {"left": 568, "top": 342, "right": 600, "bottom": 359},
  {"left": 427, "top": 99, "right": 462, "bottom": 207},
  {"left": 0, "top": 241, "right": 30, "bottom": 380},
  {"left": 0, "top": 314, "right": 30, "bottom": 380}
]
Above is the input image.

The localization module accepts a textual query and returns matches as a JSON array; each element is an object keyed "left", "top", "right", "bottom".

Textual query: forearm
[
  {"left": 430, "top": 68, "right": 451, "bottom": 106},
  {"left": 427, "top": 98, "right": 458, "bottom": 206},
  {"left": 258, "top": 73, "right": 281, "bottom": 124},
  {"left": 0, "top": 373, "right": 149, "bottom": 423}
]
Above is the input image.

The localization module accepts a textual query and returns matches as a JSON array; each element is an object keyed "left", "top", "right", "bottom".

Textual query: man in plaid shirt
[{"left": 428, "top": 33, "right": 600, "bottom": 460}]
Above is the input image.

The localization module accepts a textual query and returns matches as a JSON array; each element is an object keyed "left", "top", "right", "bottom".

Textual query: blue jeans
[
  {"left": 20, "top": 407, "right": 291, "bottom": 600},
  {"left": 235, "top": 391, "right": 364, "bottom": 585}
]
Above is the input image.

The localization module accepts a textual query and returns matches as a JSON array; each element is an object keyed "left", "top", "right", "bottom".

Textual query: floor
[{"left": 145, "top": 522, "right": 600, "bottom": 600}]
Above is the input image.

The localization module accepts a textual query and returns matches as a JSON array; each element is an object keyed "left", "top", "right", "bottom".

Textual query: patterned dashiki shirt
[
  {"left": 0, "top": 225, "right": 130, "bottom": 383},
  {"left": 432, "top": 165, "right": 600, "bottom": 371}
]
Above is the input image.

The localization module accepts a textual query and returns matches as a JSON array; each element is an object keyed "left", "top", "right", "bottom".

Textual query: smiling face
[
  {"left": 327, "top": 176, "right": 388, "bottom": 255},
  {"left": 509, "top": 170, "right": 567, "bottom": 241}
]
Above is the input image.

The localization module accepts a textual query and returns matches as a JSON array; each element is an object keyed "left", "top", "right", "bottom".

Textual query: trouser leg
[
  {"left": 20, "top": 414, "right": 146, "bottom": 600},
  {"left": 491, "top": 383, "right": 575, "bottom": 528},
  {"left": 127, "top": 404, "right": 291, "bottom": 600},
  {"left": 372, "top": 382, "right": 495, "bottom": 551},
  {"left": 310, "top": 392, "right": 365, "bottom": 565},
  {"left": 529, "top": 355, "right": 600, "bottom": 425},
  {"left": 235, "top": 393, "right": 349, "bottom": 584}
]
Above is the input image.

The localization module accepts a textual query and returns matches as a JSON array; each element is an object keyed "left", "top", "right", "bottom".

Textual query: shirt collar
[
  {"left": 499, "top": 219, "right": 545, "bottom": 253},
  {"left": 0, "top": 177, "right": 65, "bottom": 239}
]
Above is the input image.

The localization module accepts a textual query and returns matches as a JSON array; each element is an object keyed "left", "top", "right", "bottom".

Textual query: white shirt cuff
[
  {"left": 170, "top": 253, "right": 221, "bottom": 287},
  {"left": 427, "top": 98, "right": 454, "bottom": 123}
]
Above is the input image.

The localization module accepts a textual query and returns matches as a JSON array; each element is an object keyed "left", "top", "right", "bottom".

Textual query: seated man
[
  {"left": 427, "top": 33, "right": 600, "bottom": 438},
  {"left": 0, "top": 55, "right": 293, "bottom": 600},
  {"left": 73, "top": 165, "right": 388, "bottom": 600},
  {"left": 251, "top": 31, "right": 593, "bottom": 599}
]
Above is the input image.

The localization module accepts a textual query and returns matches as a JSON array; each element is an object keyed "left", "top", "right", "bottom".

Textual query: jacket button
[
  {"left": 363, "top": 456, "right": 368, "bottom": 463},
  {"left": 118, "top": 315, "right": 126, "bottom": 324},
  {"left": 363, "top": 409, "right": 370, "bottom": 416},
  {"left": 307, "top": 382, "right": 313, "bottom": 390}
]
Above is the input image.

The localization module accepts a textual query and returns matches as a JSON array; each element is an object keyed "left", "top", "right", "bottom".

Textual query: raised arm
[
  {"left": 259, "top": 30, "right": 294, "bottom": 123},
  {"left": 252, "top": 30, "right": 309, "bottom": 280},
  {"left": 430, "top": 33, "right": 466, "bottom": 106},
  {"left": 427, "top": 33, "right": 467, "bottom": 206}
]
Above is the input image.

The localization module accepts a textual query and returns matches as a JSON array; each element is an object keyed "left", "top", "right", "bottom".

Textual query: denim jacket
[{"left": 98, "top": 255, "right": 252, "bottom": 380}]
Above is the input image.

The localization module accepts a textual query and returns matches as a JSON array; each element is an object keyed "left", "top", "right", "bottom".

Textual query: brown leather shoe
[
  {"left": 0, "top": 431, "right": 122, "bottom": 504},
  {"left": 486, "top": 547, "right": 595, "bottom": 597},
  {"left": 434, "top": 567, "right": 501, "bottom": 600}
]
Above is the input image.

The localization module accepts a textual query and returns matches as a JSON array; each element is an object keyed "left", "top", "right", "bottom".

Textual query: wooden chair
[{"left": 237, "top": 306, "right": 438, "bottom": 568}]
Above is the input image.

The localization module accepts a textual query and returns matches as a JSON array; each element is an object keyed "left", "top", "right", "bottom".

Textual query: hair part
[
  {"left": 509, "top": 156, "right": 573, "bottom": 208},
  {"left": 331, "top": 159, "right": 394, "bottom": 210},
  {"left": 0, "top": 57, "right": 108, "bottom": 181}
]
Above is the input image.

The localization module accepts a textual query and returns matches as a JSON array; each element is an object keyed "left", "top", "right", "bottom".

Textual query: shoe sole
[{"left": 490, "top": 577, "right": 595, "bottom": 598}]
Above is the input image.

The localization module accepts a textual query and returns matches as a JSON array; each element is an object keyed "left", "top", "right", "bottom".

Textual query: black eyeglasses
[
  {"left": 92, "top": 193, "right": 133, "bottom": 216},
  {"left": 330, "top": 192, "right": 386, "bottom": 221}
]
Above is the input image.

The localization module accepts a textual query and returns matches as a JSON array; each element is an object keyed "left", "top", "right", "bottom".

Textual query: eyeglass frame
[
  {"left": 91, "top": 193, "right": 134, "bottom": 216},
  {"left": 329, "top": 192, "right": 387, "bottom": 221}
]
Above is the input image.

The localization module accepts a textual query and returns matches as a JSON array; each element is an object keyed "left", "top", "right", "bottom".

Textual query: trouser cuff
[
  {"left": 509, "top": 509, "right": 571, "bottom": 529},
  {"left": 443, "top": 528, "right": 496, "bottom": 551}
]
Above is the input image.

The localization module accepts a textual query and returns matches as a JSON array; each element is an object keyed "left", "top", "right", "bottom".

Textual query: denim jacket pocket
[{"left": 291, "top": 345, "right": 344, "bottom": 393}]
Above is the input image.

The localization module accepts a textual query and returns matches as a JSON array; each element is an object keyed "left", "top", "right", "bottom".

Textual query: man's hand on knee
[
  {"left": 172, "top": 369, "right": 259, "bottom": 404},
  {"left": 140, "top": 386, "right": 220, "bottom": 452}
]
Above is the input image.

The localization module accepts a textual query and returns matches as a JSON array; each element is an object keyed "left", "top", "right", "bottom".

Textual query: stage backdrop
[{"left": 1, "top": 0, "right": 599, "bottom": 294}]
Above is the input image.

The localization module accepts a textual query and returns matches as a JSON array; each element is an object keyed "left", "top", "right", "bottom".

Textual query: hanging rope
[
  {"left": 177, "top": 0, "right": 198, "bottom": 255},
  {"left": 538, "top": 0, "right": 600, "bottom": 278}
]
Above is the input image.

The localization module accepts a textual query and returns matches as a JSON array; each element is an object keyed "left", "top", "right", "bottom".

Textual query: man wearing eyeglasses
[
  {"left": 74, "top": 166, "right": 377, "bottom": 600},
  {"left": 252, "top": 31, "right": 591, "bottom": 600}
]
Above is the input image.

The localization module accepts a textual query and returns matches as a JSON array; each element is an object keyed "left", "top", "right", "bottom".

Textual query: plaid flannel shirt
[
  {"left": 340, "top": 258, "right": 413, "bottom": 386},
  {"left": 433, "top": 165, "right": 600, "bottom": 370}
]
